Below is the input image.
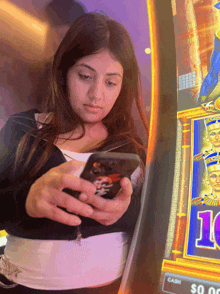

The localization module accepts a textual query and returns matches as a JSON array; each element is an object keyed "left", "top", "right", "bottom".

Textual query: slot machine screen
[{"left": 159, "top": 0, "right": 220, "bottom": 293}]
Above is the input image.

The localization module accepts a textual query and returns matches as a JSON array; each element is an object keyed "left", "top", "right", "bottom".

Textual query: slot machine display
[{"left": 159, "top": 0, "right": 220, "bottom": 293}]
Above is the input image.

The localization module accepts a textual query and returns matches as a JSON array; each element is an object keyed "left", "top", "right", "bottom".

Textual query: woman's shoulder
[
  {"left": 0, "top": 109, "right": 39, "bottom": 148},
  {"left": 4, "top": 108, "right": 39, "bottom": 130},
  {"left": 35, "top": 112, "right": 52, "bottom": 129},
  {"left": 11, "top": 108, "right": 39, "bottom": 119},
  {"left": 9, "top": 109, "right": 52, "bottom": 129},
  {"left": 2, "top": 109, "right": 52, "bottom": 137}
]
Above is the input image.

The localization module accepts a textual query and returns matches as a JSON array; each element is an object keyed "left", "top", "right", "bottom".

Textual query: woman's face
[
  {"left": 208, "top": 129, "right": 220, "bottom": 147},
  {"left": 66, "top": 50, "right": 123, "bottom": 124},
  {"left": 209, "top": 171, "right": 220, "bottom": 191}
]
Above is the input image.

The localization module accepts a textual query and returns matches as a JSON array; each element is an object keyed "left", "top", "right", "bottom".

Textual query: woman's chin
[
  {"left": 79, "top": 114, "right": 104, "bottom": 125},
  {"left": 82, "top": 118, "right": 102, "bottom": 125}
]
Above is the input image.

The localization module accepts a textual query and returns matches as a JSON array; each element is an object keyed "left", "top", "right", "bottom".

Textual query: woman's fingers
[
  {"left": 38, "top": 200, "right": 82, "bottom": 226},
  {"left": 41, "top": 170, "right": 96, "bottom": 195},
  {"left": 26, "top": 159, "right": 132, "bottom": 227},
  {"left": 78, "top": 177, "right": 132, "bottom": 211},
  {"left": 26, "top": 187, "right": 94, "bottom": 225},
  {"left": 48, "top": 188, "right": 94, "bottom": 216},
  {"left": 88, "top": 210, "right": 116, "bottom": 226},
  {"left": 56, "top": 159, "right": 85, "bottom": 174},
  {"left": 78, "top": 177, "right": 133, "bottom": 226},
  {"left": 25, "top": 159, "right": 97, "bottom": 225}
]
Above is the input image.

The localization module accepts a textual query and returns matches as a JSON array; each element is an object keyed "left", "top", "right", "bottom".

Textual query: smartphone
[{"left": 80, "top": 152, "right": 140, "bottom": 199}]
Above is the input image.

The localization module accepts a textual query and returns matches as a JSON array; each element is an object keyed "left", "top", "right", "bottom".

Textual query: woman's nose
[{"left": 88, "top": 79, "right": 103, "bottom": 102}]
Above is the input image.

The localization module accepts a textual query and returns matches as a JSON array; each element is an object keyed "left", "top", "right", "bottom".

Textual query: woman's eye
[
  {"left": 210, "top": 175, "right": 216, "bottom": 179},
  {"left": 106, "top": 80, "right": 116, "bottom": 87},
  {"left": 79, "top": 73, "right": 92, "bottom": 80}
]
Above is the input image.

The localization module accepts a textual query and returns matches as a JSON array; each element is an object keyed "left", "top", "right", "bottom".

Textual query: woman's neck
[
  {"left": 55, "top": 122, "right": 108, "bottom": 153},
  {"left": 60, "top": 122, "right": 108, "bottom": 140},
  {"left": 84, "top": 122, "right": 108, "bottom": 139},
  {"left": 37, "top": 113, "right": 108, "bottom": 152}
]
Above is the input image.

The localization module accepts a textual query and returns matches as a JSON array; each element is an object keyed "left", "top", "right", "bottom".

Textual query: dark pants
[{"left": 0, "top": 275, "right": 121, "bottom": 294}]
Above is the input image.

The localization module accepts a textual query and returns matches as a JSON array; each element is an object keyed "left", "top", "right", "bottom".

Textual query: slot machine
[{"left": 119, "top": 0, "right": 220, "bottom": 293}]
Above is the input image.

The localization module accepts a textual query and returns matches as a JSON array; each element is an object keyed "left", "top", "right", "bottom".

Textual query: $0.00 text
[{"left": 191, "top": 284, "right": 220, "bottom": 294}]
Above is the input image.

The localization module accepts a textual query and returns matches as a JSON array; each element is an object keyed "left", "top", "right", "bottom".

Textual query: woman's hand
[
  {"left": 26, "top": 159, "right": 132, "bottom": 226},
  {"left": 78, "top": 177, "right": 133, "bottom": 226},
  {"left": 25, "top": 160, "right": 96, "bottom": 226}
]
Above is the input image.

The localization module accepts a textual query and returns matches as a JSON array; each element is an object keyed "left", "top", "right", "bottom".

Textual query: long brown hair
[{"left": 14, "top": 12, "right": 148, "bottom": 178}]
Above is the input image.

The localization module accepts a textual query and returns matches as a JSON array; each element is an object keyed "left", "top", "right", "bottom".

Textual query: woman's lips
[{"left": 84, "top": 104, "right": 102, "bottom": 113}]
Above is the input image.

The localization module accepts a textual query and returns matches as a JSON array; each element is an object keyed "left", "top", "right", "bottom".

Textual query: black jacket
[{"left": 0, "top": 109, "right": 145, "bottom": 240}]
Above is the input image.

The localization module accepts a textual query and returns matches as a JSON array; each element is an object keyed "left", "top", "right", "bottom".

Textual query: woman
[{"left": 0, "top": 13, "right": 148, "bottom": 293}]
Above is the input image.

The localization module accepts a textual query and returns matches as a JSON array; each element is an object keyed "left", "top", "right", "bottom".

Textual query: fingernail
[
  {"left": 79, "top": 193, "right": 88, "bottom": 201},
  {"left": 75, "top": 218, "right": 81, "bottom": 225},
  {"left": 123, "top": 177, "right": 130, "bottom": 184}
]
